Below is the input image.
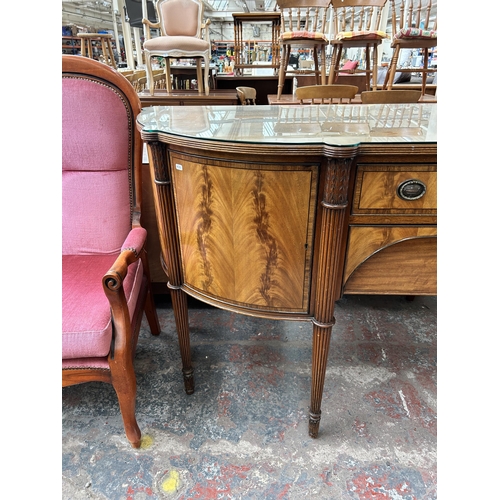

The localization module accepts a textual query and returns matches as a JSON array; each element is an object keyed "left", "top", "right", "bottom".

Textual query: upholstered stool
[{"left": 78, "top": 33, "right": 117, "bottom": 69}]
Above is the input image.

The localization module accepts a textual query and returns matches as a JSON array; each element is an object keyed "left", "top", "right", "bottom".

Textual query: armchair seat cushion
[
  {"left": 62, "top": 254, "right": 143, "bottom": 359},
  {"left": 143, "top": 36, "right": 209, "bottom": 52}
]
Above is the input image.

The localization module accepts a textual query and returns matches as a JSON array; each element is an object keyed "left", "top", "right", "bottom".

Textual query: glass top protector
[{"left": 137, "top": 104, "right": 437, "bottom": 147}]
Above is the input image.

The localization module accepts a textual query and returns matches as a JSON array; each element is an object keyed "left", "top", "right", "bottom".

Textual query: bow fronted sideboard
[{"left": 137, "top": 103, "right": 437, "bottom": 437}]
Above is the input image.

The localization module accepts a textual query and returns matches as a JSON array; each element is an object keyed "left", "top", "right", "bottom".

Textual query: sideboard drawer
[{"left": 352, "top": 164, "right": 436, "bottom": 215}]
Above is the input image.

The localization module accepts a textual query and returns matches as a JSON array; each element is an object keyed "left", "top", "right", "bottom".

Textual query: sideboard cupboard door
[
  {"left": 169, "top": 151, "right": 319, "bottom": 314},
  {"left": 343, "top": 225, "right": 437, "bottom": 295}
]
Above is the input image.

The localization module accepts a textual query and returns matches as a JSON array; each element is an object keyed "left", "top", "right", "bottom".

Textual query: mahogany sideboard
[{"left": 137, "top": 103, "right": 437, "bottom": 437}]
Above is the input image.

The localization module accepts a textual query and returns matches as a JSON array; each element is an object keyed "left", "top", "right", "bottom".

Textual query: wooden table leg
[
  {"left": 309, "top": 152, "right": 356, "bottom": 437},
  {"left": 170, "top": 286, "right": 194, "bottom": 394},
  {"left": 147, "top": 141, "right": 194, "bottom": 395}
]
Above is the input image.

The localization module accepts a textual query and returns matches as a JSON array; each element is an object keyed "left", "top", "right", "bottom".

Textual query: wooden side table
[{"left": 232, "top": 12, "right": 281, "bottom": 76}]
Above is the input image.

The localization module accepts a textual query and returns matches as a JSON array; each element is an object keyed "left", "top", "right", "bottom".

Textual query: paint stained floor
[{"left": 62, "top": 293, "right": 437, "bottom": 499}]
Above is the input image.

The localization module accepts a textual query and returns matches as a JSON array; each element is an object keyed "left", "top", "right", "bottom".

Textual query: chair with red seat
[
  {"left": 383, "top": 0, "right": 437, "bottom": 97},
  {"left": 276, "top": 0, "right": 332, "bottom": 100},
  {"left": 328, "top": 0, "right": 389, "bottom": 92}
]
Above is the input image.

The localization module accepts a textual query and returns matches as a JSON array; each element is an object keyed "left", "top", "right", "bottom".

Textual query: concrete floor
[{"left": 62, "top": 293, "right": 437, "bottom": 500}]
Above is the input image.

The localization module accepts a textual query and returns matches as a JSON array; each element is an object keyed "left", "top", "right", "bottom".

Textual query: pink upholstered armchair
[
  {"left": 142, "top": 0, "right": 212, "bottom": 96},
  {"left": 62, "top": 55, "right": 161, "bottom": 448}
]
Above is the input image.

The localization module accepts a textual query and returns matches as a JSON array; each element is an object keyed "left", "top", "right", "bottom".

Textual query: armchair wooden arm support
[
  {"left": 103, "top": 250, "right": 141, "bottom": 292},
  {"left": 202, "top": 18, "right": 211, "bottom": 41},
  {"left": 142, "top": 18, "right": 160, "bottom": 28},
  {"left": 142, "top": 18, "right": 160, "bottom": 40}
]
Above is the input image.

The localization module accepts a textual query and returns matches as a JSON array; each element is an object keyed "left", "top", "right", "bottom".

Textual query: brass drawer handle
[{"left": 397, "top": 179, "right": 427, "bottom": 201}]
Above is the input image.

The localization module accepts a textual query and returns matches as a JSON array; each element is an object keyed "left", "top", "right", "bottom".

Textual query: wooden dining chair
[
  {"left": 276, "top": 0, "right": 331, "bottom": 100},
  {"left": 296, "top": 84, "right": 359, "bottom": 104},
  {"left": 152, "top": 69, "right": 167, "bottom": 90},
  {"left": 360, "top": 89, "right": 421, "bottom": 103},
  {"left": 383, "top": 0, "right": 437, "bottom": 97},
  {"left": 124, "top": 70, "right": 147, "bottom": 92},
  {"left": 236, "top": 86, "right": 257, "bottom": 105},
  {"left": 328, "top": 0, "right": 389, "bottom": 92}
]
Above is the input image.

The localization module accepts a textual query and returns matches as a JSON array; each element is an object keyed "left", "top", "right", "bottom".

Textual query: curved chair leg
[
  {"left": 165, "top": 58, "right": 172, "bottom": 94},
  {"left": 145, "top": 53, "right": 155, "bottom": 96},
  {"left": 195, "top": 59, "right": 203, "bottom": 95},
  {"left": 203, "top": 55, "right": 210, "bottom": 96},
  {"left": 110, "top": 361, "right": 141, "bottom": 448}
]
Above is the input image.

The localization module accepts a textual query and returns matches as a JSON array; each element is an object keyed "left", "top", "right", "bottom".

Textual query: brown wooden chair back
[
  {"left": 296, "top": 84, "right": 359, "bottom": 104},
  {"left": 236, "top": 86, "right": 257, "bottom": 105},
  {"left": 360, "top": 90, "right": 422, "bottom": 104}
]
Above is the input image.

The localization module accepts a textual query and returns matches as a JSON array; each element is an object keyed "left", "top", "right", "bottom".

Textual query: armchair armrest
[
  {"left": 101, "top": 226, "right": 149, "bottom": 363},
  {"left": 103, "top": 227, "right": 147, "bottom": 292},
  {"left": 142, "top": 18, "right": 160, "bottom": 40},
  {"left": 121, "top": 227, "right": 147, "bottom": 255},
  {"left": 202, "top": 18, "right": 211, "bottom": 43}
]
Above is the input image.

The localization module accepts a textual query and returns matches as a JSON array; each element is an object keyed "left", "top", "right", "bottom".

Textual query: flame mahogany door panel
[{"left": 169, "top": 151, "right": 319, "bottom": 314}]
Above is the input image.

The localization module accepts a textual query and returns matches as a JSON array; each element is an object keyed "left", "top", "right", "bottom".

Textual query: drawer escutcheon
[{"left": 397, "top": 179, "right": 427, "bottom": 201}]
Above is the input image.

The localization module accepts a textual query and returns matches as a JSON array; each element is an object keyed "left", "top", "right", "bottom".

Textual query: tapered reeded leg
[
  {"left": 308, "top": 152, "right": 356, "bottom": 437},
  {"left": 309, "top": 321, "right": 333, "bottom": 437},
  {"left": 170, "top": 288, "right": 194, "bottom": 394}
]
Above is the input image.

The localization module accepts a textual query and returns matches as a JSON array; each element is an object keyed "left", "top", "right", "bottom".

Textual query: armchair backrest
[
  {"left": 62, "top": 56, "right": 143, "bottom": 256},
  {"left": 156, "top": 0, "right": 204, "bottom": 37}
]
